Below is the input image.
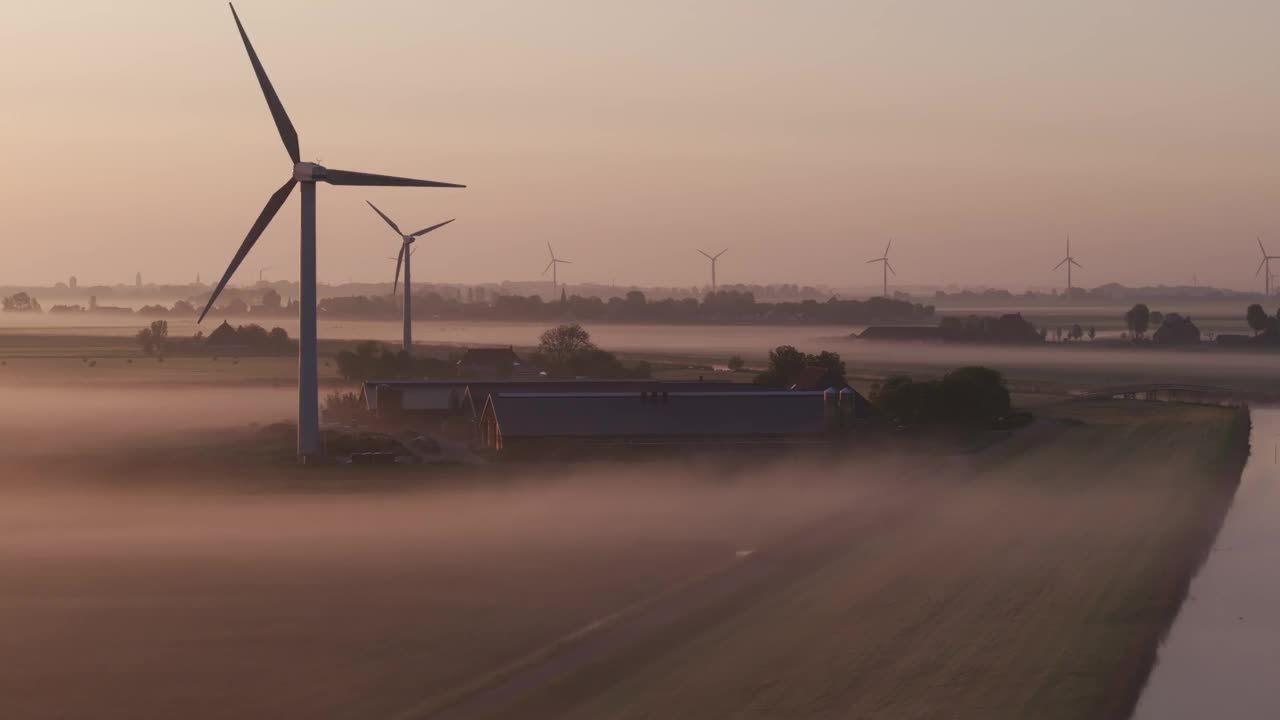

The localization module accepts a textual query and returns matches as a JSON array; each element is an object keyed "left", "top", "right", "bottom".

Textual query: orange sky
[{"left": 3, "top": 1, "right": 1280, "bottom": 291}]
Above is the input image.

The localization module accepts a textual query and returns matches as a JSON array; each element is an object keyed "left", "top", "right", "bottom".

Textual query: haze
[{"left": 3, "top": 1, "right": 1280, "bottom": 290}]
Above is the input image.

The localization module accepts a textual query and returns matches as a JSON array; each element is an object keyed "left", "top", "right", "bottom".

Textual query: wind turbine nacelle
[{"left": 293, "top": 162, "right": 328, "bottom": 182}]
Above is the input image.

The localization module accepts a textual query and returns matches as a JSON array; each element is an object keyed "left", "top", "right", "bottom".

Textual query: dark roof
[
  {"left": 858, "top": 326, "right": 943, "bottom": 341},
  {"left": 459, "top": 347, "right": 521, "bottom": 366},
  {"left": 360, "top": 378, "right": 793, "bottom": 415},
  {"left": 484, "top": 392, "right": 828, "bottom": 438}
]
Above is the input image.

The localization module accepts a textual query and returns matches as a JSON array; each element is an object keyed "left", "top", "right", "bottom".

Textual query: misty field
[
  {"left": 476, "top": 401, "right": 1247, "bottom": 720},
  {"left": 0, "top": 391, "right": 1247, "bottom": 720}
]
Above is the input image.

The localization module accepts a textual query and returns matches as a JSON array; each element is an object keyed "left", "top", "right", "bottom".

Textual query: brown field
[{"left": 0, "top": 381, "right": 1247, "bottom": 719}]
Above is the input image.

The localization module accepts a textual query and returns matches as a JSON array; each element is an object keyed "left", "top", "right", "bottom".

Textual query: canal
[{"left": 1133, "top": 406, "right": 1280, "bottom": 718}]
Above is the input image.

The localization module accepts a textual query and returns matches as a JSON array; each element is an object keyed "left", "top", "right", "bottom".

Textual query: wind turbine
[
  {"left": 544, "top": 243, "right": 571, "bottom": 289},
  {"left": 697, "top": 248, "right": 728, "bottom": 290},
  {"left": 1256, "top": 238, "right": 1280, "bottom": 297},
  {"left": 200, "top": 4, "right": 464, "bottom": 461},
  {"left": 258, "top": 266, "right": 273, "bottom": 282},
  {"left": 866, "top": 239, "right": 895, "bottom": 297},
  {"left": 1053, "top": 237, "right": 1082, "bottom": 296},
  {"left": 366, "top": 201, "right": 454, "bottom": 352}
]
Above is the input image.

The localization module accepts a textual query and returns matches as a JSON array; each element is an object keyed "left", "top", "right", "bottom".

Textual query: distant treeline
[
  {"left": 319, "top": 290, "right": 934, "bottom": 325},
  {"left": 933, "top": 282, "right": 1261, "bottom": 306}
]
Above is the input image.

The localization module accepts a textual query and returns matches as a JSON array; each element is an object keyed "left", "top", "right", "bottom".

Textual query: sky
[{"left": 3, "top": 0, "right": 1280, "bottom": 291}]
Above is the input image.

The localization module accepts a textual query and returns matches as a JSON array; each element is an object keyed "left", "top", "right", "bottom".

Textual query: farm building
[
  {"left": 457, "top": 346, "right": 533, "bottom": 378},
  {"left": 360, "top": 379, "right": 799, "bottom": 420},
  {"left": 477, "top": 389, "right": 862, "bottom": 455},
  {"left": 857, "top": 326, "right": 943, "bottom": 342}
]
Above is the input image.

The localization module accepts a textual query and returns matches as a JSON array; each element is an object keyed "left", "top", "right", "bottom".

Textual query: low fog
[{"left": 0, "top": 382, "right": 911, "bottom": 719}]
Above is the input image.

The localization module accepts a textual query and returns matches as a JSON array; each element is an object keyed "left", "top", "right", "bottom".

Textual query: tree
[
  {"left": 871, "top": 366, "right": 1010, "bottom": 427},
  {"left": 755, "top": 345, "right": 808, "bottom": 385},
  {"left": 149, "top": 320, "right": 168, "bottom": 345},
  {"left": 1069, "top": 324, "right": 1083, "bottom": 341},
  {"left": 538, "top": 323, "right": 595, "bottom": 366},
  {"left": 1087, "top": 326, "right": 1096, "bottom": 340},
  {"left": 136, "top": 327, "right": 155, "bottom": 354},
  {"left": 1246, "top": 303, "right": 1269, "bottom": 335},
  {"left": 808, "top": 350, "right": 846, "bottom": 382},
  {"left": 727, "top": 355, "right": 745, "bottom": 371},
  {"left": 1124, "top": 303, "right": 1151, "bottom": 340},
  {"left": 753, "top": 346, "right": 846, "bottom": 387},
  {"left": 1149, "top": 311, "right": 1165, "bottom": 328},
  {"left": 260, "top": 288, "right": 282, "bottom": 310},
  {"left": 2, "top": 292, "right": 41, "bottom": 312}
]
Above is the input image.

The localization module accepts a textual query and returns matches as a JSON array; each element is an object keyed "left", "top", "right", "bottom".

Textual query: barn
[{"left": 478, "top": 389, "right": 860, "bottom": 455}]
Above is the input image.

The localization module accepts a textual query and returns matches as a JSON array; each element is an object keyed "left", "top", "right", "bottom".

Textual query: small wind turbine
[
  {"left": 200, "top": 4, "right": 464, "bottom": 461},
  {"left": 1053, "top": 237, "right": 1082, "bottom": 296},
  {"left": 544, "top": 243, "right": 571, "bottom": 289},
  {"left": 866, "top": 239, "right": 895, "bottom": 297},
  {"left": 366, "top": 201, "right": 454, "bottom": 352},
  {"left": 697, "top": 248, "right": 728, "bottom": 290},
  {"left": 1256, "top": 238, "right": 1280, "bottom": 297}
]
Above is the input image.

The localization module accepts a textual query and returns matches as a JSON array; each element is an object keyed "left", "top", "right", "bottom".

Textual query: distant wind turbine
[
  {"left": 366, "top": 201, "right": 454, "bottom": 352},
  {"left": 258, "top": 266, "right": 273, "bottom": 282},
  {"left": 199, "top": 4, "right": 464, "bottom": 461},
  {"left": 697, "top": 248, "right": 728, "bottom": 290},
  {"left": 544, "top": 243, "right": 572, "bottom": 289},
  {"left": 866, "top": 239, "right": 895, "bottom": 297},
  {"left": 1256, "top": 238, "right": 1280, "bottom": 297},
  {"left": 1053, "top": 237, "right": 1082, "bottom": 296}
]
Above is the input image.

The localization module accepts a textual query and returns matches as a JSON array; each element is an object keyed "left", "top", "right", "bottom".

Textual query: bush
[
  {"left": 871, "top": 366, "right": 1011, "bottom": 428},
  {"left": 322, "top": 390, "right": 365, "bottom": 421},
  {"left": 727, "top": 355, "right": 745, "bottom": 371}
]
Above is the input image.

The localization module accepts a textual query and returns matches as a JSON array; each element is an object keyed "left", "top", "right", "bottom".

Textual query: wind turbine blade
[
  {"left": 1071, "top": 259, "right": 1083, "bottom": 268},
  {"left": 866, "top": 258, "right": 881, "bottom": 265},
  {"left": 365, "top": 201, "right": 402, "bottom": 235},
  {"left": 229, "top": 4, "right": 300, "bottom": 164},
  {"left": 714, "top": 248, "right": 728, "bottom": 259},
  {"left": 199, "top": 177, "right": 297, "bottom": 322},
  {"left": 410, "top": 218, "right": 456, "bottom": 237},
  {"left": 1053, "top": 258, "right": 1068, "bottom": 270},
  {"left": 884, "top": 239, "right": 892, "bottom": 257},
  {"left": 886, "top": 261, "right": 896, "bottom": 276},
  {"left": 393, "top": 244, "right": 406, "bottom": 295},
  {"left": 558, "top": 259, "right": 573, "bottom": 265},
  {"left": 547, "top": 242, "right": 556, "bottom": 261},
  {"left": 324, "top": 168, "right": 464, "bottom": 188},
  {"left": 1259, "top": 237, "right": 1267, "bottom": 256},
  {"left": 697, "top": 249, "right": 713, "bottom": 260},
  {"left": 1257, "top": 257, "right": 1267, "bottom": 277},
  {"left": 543, "top": 260, "right": 555, "bottom": 275}
]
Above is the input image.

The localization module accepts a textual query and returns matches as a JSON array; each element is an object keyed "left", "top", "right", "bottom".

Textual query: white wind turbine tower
[
  {"left": 200, "top": 4, "right": 464, "bottom": 461},
  {"left": 1256, "top": 238, "right": 1280, "bottom": 297},
  {"left": 544, "top": 243, "right": 572, "bottom": 289},
  {"left": 866, "top": 239, "right": 895, "bottom": 297},
  {"left": 1053, "top": 237, "right": 1082, "bottom": 296},
  {"left": 366, "top": 201, "right": 454, "bottom": 352},
  {"left": 697, "top": 248, "right": 728, "bottom": 290}
]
